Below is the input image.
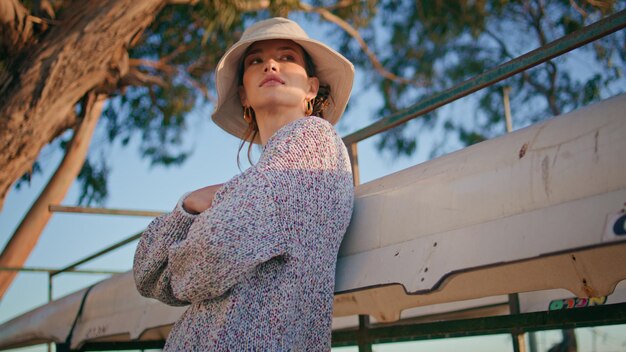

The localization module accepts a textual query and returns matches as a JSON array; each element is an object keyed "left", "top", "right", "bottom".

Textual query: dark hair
[{"left": 236, "top": 43, "right": 332, "bottom": 169}]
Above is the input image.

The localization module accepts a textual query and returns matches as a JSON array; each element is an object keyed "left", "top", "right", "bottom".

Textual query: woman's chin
[{"left": 253, "top": 97, "right": 303, "bottom": 112}]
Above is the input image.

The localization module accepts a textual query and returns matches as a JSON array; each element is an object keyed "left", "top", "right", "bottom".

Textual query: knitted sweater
[{"left": 133, "top": 116, "right": 354, "bottom": 351}]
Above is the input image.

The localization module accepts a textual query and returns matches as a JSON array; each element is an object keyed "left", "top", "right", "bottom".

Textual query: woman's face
[{"left": 239, "top": 39, "right": 319, "bottom": 114}]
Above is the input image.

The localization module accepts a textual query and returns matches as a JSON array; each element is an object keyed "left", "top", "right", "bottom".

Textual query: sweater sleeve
[
  {"left": 135, "top": 175, "right": 286, "bottom": 305},
  {"left": 133, "top": 193, "right": 198, "bottom": 306}
]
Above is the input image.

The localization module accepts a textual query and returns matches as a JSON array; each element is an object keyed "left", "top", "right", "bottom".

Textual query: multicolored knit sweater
[{"left": 133, "top": 116, "right": 354, "bottom": 351}]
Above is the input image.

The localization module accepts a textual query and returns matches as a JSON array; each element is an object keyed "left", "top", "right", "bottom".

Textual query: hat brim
[{"left": 212, "top": 33, "right": 354, "bottom": 144}]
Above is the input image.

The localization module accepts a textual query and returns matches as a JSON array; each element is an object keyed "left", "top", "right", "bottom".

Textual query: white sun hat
[{"left": 211, "top": 17, "right": 355, "bottom": 143}]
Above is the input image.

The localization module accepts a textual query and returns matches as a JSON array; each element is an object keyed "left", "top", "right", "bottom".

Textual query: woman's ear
[
  {"left": 238, "top": 86, "right": 248, "bottom": 106},
  {"left": 307, "top": 77, "right": 320, "bottom": 100}
]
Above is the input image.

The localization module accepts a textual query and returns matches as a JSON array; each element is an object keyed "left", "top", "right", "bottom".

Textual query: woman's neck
[{"left": 255, "top": 107, "right": 306, "bottom": 145}]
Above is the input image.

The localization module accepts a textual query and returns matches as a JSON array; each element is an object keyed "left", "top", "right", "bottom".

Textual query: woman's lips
[{"left": 259, "top": 75, "right": 285, "bottom": 87}]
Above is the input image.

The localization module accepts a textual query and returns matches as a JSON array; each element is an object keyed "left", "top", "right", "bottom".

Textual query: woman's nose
[{"left": 264, "top": 59, "right": 278, "bottom": 72}]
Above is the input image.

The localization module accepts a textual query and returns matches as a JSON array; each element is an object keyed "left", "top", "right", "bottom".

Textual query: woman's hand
[{"left": 182, "top": 184, "right": 224, "bottom": 214}]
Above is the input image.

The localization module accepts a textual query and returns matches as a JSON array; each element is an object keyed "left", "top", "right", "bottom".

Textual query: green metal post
[
  {"left": 357, "top": 315, "right": 372, "bottom": 352},
  {"left": 509, "top": 293, "right": 526, "bottom": 352}
]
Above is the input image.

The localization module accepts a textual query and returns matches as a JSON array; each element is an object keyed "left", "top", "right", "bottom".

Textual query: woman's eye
[
  {"left": 280, "top": 55, "right": 296, "bottom": 62},
  {"left": 247, "top": 57, "right": 262, "bottom": 66}
]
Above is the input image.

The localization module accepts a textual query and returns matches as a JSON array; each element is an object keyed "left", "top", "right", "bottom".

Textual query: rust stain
[
  {"left": 551, "top": 144, "right": 561, "bottom": 168},
  {"left": 582, "top": 279, "right": 597, "bottom": 297},
  {"left": 594, "top": 130, "right": 600, "bottom": 163},
  {"left": 334, "top": 294, "right": 357, "bottom": 304},
  {"left": 570, "top": 252, "right": 600, "bottom": 297},
  {"left": 541, "top": 155, "right": 551, "bottom": 198},
  {"left": 519, "top": 143, "right": 528, "bottom": 158}
]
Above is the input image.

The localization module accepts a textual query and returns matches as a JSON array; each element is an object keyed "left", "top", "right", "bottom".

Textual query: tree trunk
[
  {"left": 0, "top": 0, "right": 167, "bottom": 212},
  {"left": 0, "top": 94, "right": 105, "bottom": 299}
]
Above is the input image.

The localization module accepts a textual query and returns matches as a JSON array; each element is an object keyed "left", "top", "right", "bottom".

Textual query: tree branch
[
  {"left": 128, "top": 59, "right": 212, "bottom": 100},
  {"left": 522, "top": 71, "right": 550, "bottom": 97},
  {"left": 299, "top": 3, "right": 426, "bottom": 86},
  {"left": 484, "top": 27, "right": 516, "bottom": 60},
  {"left": 33, "top": 0, "right": 55, "bottom": 19},
  {"left": 0, "top": 0, "right": 167, "bottom": 212},
  {"left": 0, "top": 0, "right": 34, "bottom": 57},
  {"left": 545, "top": 60, "right": 561, "bottom": 115},
  {"left": 129, "top": 58, "right": 176, "bottom": 74},
  {"left": 584, "top": 0, "right": 612, "bottom": 9},
  {"left": 167, "top": 0, "right": 199, "bottom": 4},
  {"left": 160, "top": 42, "right": 193, "bottom": 63},
  {"left": 527, "top": 0, "right": 549, "bottom": 47},
  {"left": 522, "top": 66, "right": 561, "bottom": 116},
  {"left": 119, "top": 67, "right": 167, "bottom": 88},
  {"left": 0, "top": 92, "right": 105, "bottom": 299},
  {"left": 525, "top": 0, "right": 561, "bottom": 116},
  {"left": 323, "top": 0, "right": 355, "bottom": 11},
  {"left": 232, "top": 0, "right": 270, "bottom": 12},
  {"left": 570, "top": 0, "right": 588, "bottom": 18}
]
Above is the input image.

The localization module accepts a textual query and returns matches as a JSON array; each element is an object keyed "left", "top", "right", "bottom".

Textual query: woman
[{"left": 133, "top": 17, "right": 355, "bottom": 351}]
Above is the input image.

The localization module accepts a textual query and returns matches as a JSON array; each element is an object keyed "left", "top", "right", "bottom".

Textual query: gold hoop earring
[
  {"left": 305, "top": 99, "right": 313, "bottom": 116},
  {"left": 243, "top": 106, "right": 254, "bottom": 123}
]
